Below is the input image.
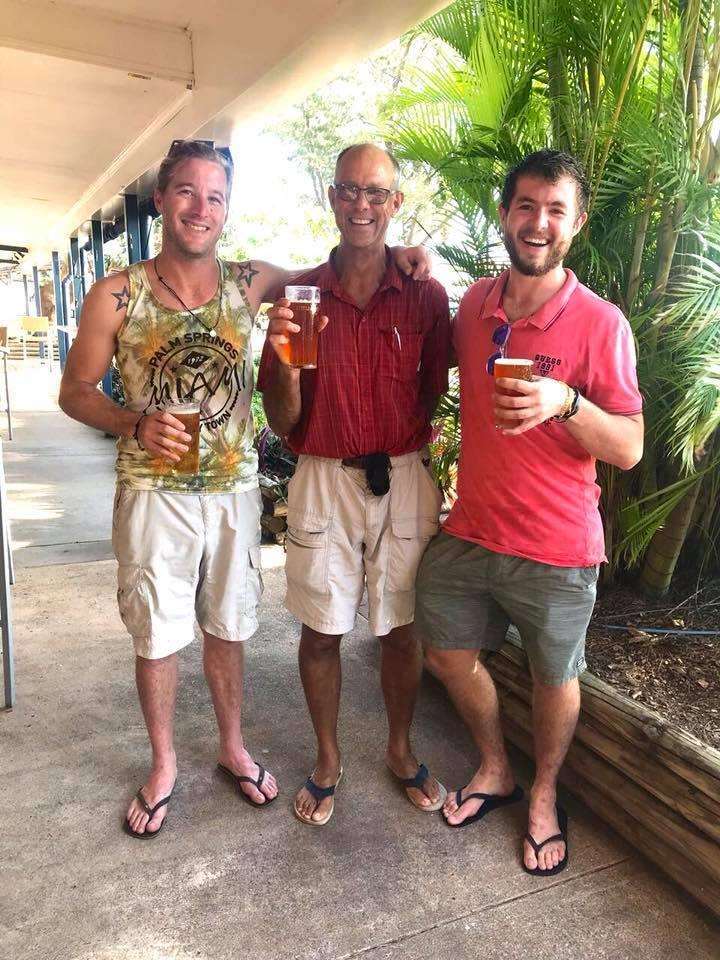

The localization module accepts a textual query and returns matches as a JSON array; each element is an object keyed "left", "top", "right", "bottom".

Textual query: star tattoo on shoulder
[
  {"left": 111, "top": 286, "right": 130, "bottom": 311},
  {"left": 237, "top": 261, "right": 260, "bottom": 288}
]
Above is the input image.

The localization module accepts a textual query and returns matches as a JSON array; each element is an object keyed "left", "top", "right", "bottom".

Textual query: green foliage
[{"left": 387, "top": 0, "right": 720, "bottom": 588}]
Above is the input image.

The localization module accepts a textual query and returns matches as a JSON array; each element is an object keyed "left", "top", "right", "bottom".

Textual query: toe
[{"left": 523, "top": 841, "right": 538, "bottom": 871}]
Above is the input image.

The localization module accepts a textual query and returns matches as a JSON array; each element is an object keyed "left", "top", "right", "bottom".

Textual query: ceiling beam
[{"left": 0, "top": 0, "right": 194, "bottom": 86}]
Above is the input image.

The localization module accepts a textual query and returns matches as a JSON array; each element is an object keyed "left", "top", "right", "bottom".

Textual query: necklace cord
[{"left": 153, "top": 257, "right": 223, "bottom": 334}]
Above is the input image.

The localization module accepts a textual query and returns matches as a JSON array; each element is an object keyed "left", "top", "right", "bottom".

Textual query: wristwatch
[{"left": 551, "top": 385, "right": 580, "bottom": 423}]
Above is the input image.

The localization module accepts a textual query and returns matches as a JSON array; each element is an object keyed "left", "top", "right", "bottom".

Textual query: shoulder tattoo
[
  {"left": 111, "top": 286, "right": 130, "bottom": 311},
  {"left": 237, "top": 261, "right": 260, "bottom": 288}
]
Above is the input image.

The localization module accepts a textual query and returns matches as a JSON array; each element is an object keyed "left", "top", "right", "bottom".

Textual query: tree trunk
[{"left": 638, "top": 478, "right": 703, "bottom": 596}]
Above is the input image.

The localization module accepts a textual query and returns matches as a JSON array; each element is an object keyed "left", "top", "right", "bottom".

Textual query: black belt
[{"left": 341, "top": 452, "right": 391, "bottom": 496}]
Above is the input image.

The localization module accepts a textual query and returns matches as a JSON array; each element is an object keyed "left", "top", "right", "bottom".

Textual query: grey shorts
[
  {"left": 112, "top": 486, "right": 263, "bottom": 659},
  {"left": 415, "top": 530, "right": 598, "bottom": 685}
]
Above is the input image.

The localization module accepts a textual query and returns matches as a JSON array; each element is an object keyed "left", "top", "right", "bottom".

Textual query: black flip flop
[
  {"left": 217, "top": 762, "right": 276, "bottom": 808},
  {"left": 123, "top": 786, "right": 175, "bottom": 839},
  {"left": 443, "top": 783, "right": 524, "bottom": 827},
  {"left": 522, "top": 805, "right": 569, "bottom": 876}
]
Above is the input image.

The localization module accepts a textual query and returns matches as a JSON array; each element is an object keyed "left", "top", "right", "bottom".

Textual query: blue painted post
[
  {"left": 51, "top": 252, "right": 68, "bottom": 369},
  {"left": 124, "top": 195, "right": 142, "bottom": 265},
  {"left": 90, "top": 219, "right": 113, "bottom": 397},
  {"left": 32, "top": 266, "right": 46, "bottom": 361}
]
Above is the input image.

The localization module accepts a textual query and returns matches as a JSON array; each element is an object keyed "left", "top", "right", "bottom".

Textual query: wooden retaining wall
[{"left": 487, "top": 637, "right": 720, "bottom": 916}]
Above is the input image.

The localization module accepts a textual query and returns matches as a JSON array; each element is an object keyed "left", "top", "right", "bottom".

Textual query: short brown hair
[{"left": 156, "top": 139, "right": 233, "bottom": 199}]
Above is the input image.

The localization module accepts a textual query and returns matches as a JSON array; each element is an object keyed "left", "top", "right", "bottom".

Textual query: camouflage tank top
[{"left": 115, "top": 260, "right": 258, "bottom": 493}]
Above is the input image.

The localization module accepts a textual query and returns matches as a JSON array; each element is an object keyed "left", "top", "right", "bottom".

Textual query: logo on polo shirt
[{"left": 535, "top": 353, "right": 561, "bottom": 377}]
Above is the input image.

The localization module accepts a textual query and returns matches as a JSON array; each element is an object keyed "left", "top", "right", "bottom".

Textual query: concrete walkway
[{"left": 1, "top": 363, "right": 718, "bottom": 960}]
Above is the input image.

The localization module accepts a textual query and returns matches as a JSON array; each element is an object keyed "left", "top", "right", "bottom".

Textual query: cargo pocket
[
  {"left": 387, "top": 457, "right": 442, "bottom": 593},
  {"left": 285, "top": 508, "right": 331, "bottom": 596},
  {"left": 117, "top": 563, "right": 151, "bottom": 637},
  {"left": 245, "top": 545, "right": 264, "bottom": 615}
]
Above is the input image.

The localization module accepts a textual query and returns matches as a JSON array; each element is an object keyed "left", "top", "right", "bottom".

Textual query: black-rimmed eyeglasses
[{"left": 332, "top": 182, "right": 395, "bottom": 204}]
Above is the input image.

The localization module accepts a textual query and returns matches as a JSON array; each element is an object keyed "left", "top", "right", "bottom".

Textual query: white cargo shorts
[
  {"left": 284, "top": 450, "right": 442, "bottom": 637},
  {"left": 112, "top": 486, "right": 263, "bottom": 659}
]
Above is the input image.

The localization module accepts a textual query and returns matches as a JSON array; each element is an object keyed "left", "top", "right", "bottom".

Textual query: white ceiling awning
[{"left": 0, "top": 0, "right": 450, "bottom": 262}]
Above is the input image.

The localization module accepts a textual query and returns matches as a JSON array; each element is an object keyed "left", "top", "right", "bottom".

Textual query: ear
[
  {"left": 153, "top": 188, "right": 164, "bottom": 216},
  {"left": 328, "top": 184, "right": 336, "bottom": 212},
  {"left": 498, "top": 203, "right": 508, "bottom": 231},
  {"left": 573, "top": 210, "right": 588, "bottom": 236},
  {"left": 390, "top": 190, "right": 404, "bottom": 215}
]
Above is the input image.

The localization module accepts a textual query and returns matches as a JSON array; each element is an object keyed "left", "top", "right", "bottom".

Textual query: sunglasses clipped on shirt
[{"left": 486, "top": 322, "right": 511, "bottom": 374}]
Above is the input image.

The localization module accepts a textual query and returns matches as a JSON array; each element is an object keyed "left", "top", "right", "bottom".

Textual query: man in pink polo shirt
[{"left": 415, "top": 150, "right": 643, "bottom": 876}]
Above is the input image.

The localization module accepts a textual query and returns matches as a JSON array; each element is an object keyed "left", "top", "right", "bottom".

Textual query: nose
[
  {"left": 352, "top": 189, "right": 371, "bottom": 213},
  {"left": 533, "top": 208, "right": 550, "bottom": 231},
  {"left": 191, "top": 193, "right": 210, "bottom": 217}
]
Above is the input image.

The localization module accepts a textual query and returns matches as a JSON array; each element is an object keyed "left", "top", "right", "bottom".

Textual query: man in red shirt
[
  {"left": 258, "top": 143, "right": 450, "bottom": 825},
  {"left": 415, "top": 150, "right": 644, "bottom": 874}
]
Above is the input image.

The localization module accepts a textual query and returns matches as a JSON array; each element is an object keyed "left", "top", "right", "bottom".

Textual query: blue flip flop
[
  {"left": 294, "top": 767, "right": 343, "bottom": 826},
  {"left": 392, "top": 762, "right": 448, "bottom": 812},
  {"left": 443, "top": 783, "right": 524, "bottom": 827}
]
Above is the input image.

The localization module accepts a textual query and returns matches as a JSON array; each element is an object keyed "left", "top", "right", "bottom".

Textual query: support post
[
  {"left": 52, "top": 251, "right": 68, "bottom": 369},
  {"left": 90, "top": 218, "right": 113, "bottom": 397},
  {"left": 124, "top": 194, "right": 142, "bottom": 265}
]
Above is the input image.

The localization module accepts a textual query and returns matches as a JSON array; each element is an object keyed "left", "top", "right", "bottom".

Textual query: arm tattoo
[
  {"left": 111, "top": 286, "right": 130, "bottom": 311},
  {"left": 237, "top": 261, "right": 260, "bottom": 288}
]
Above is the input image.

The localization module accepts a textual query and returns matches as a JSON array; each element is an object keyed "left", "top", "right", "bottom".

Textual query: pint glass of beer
[
  {"left": 493, "top": 358, "right": 534, "bottom": 429},
  {"left": 285, "top": 285, "right": 321, "bottom": 369},
  {"left": 165, "top": 402, "right": 200, "bottom": 474}
]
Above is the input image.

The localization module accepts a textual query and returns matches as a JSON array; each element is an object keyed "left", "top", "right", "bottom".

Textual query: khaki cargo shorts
[
  {"left": 284, "top": 451, "right": 442, "bottom": 636},
  {"left": 415, "top": 530, "right": 598, "bottom": 685},
  {"left": 112, "top": 485, "right": 263, "bottom": 659}
]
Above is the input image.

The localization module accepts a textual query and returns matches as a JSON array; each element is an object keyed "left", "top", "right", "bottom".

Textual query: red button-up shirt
[{"left": 257, "top": 250, "right": 450, "bottom": 458}]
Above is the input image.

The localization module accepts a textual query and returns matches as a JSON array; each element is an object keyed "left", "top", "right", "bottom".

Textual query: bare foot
[
  {"left": 386, "top": 749, "right": 444, "bottom": 809},
  {"left": 524, "top": 790, "right": 566, "bottom": 872},
  {"left": 125, "top": 756, "right": 177, "bottom": 836},
  {"left": 294, "top": 757, "right": 341, "bottom": 823},
  {"left": 442, "top": 764, "right": 515, "bottom": 825},
  {"left": 217, "top": 749, "right": 278, "bottom": 804}
]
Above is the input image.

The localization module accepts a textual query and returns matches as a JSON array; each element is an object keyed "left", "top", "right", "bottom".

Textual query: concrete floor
[{"left": 1, "top": 363, "right": 718, "bottom": 960}]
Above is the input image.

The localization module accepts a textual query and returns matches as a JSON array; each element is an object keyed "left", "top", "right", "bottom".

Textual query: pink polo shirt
[{"left": 443, "top": 269, "right": 643, "bottom": 567}]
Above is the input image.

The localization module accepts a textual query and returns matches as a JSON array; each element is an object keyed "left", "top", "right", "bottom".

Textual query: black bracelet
[{"left": 132, "top": 414, "right": 146, "bottom": 450}]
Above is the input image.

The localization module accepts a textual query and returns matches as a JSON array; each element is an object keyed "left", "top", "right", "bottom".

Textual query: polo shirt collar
[
  {"left": 321, "top": 246, "right": 403, "bottom": 299},
  {"left": 481, "top": 268, "right": 579, "bottom": 330}
]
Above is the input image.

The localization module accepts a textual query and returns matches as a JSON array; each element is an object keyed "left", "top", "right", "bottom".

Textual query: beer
[
  {"left": 493, "top": 358, "right": 534, "bottom": 430},
  {"left": 166, "top": 403, "right": 200, "bottom": 474},
  {"left": 285, "top": 285, "right": 321, "bottom": 369},
  {"left": 493, "top": 358, "right": 534, "bottom": 384}
]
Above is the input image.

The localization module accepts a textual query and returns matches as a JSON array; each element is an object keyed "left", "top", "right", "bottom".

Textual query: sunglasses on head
[{"left": 167, "top": 139, "right": 234, "bottom": 166}]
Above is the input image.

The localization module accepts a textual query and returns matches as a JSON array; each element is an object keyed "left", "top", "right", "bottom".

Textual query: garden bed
[{"left": 586, "top": 581, "right": 720, "bottom": 750}]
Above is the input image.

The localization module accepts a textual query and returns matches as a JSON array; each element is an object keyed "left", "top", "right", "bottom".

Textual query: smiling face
[
  {"left": 498, "top": 174, "right": 587, "bottom": 277},
  {"left": 154, "top": 157, "right": 228, "bottom": 260},
  {"left": 328, "top": 146, "right": 403, "bottom": 252}
]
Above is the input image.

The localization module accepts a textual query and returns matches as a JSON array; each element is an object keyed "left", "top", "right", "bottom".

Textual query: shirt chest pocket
[{"left": 377, "top": 320, "right": 424, "bottom": 382}]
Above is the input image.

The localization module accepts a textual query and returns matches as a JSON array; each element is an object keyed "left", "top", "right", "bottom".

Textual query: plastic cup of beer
[
  {"left": 165, "top": 402, "right": 200, "bottom": 474},
  {"left": 285, "top": 285, "right": 321, "bottom": 369},
  {"left": 493, "top": 358, "right": 534, "bottom": 429}
]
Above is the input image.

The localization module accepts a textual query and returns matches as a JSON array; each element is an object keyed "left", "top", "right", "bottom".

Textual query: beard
[
  {"left": 163, "top": 219, "right": 219, "bottom": 260},
  {"left": 504, "top": 232, "right": 571, "bottom": 277}
]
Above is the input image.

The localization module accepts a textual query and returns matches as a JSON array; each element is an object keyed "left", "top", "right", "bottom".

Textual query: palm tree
[{"left": 384, "top": 0, "right": 720, "bottom": 594}]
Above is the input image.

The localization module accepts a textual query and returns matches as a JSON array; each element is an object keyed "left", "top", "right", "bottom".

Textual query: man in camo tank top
[{"left": 59, "top": 140, "right": 430, "bottom": 838}]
